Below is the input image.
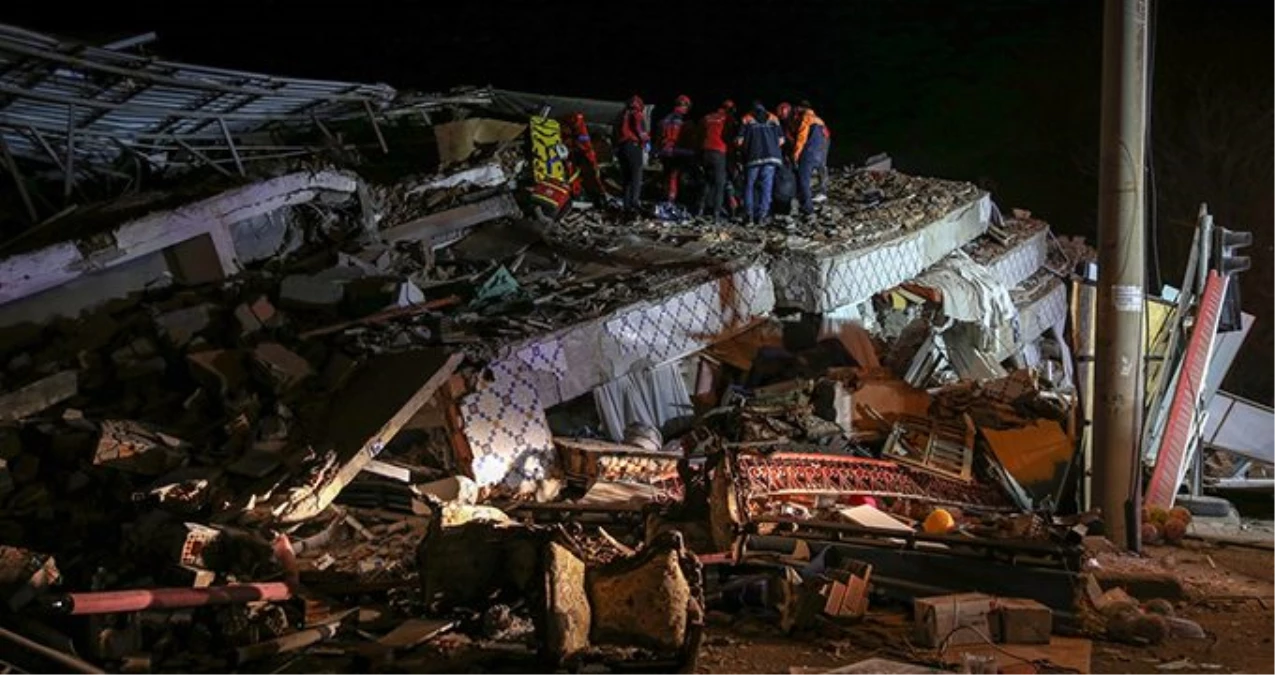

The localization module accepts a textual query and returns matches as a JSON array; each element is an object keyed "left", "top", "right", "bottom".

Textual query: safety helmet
[{"left": 674, "top": 94, "right": 692, "bottom": 110}]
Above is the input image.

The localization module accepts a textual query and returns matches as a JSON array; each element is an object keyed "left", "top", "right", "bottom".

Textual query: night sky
[{"left": 5, "top": 0, "right": 1273, "bottom": 401}]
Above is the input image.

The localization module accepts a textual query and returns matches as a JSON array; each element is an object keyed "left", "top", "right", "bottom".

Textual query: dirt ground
[{"left": 698, "top": 541, "right": 1274, "bottom": 674}]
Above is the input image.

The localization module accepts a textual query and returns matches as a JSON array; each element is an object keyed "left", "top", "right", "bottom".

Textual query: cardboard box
[
  {"left": 996, "top": 597, "right": 1053, "bottom": 644},
  {"left": 913, "top": 592, "right": 995, "bottom": 647}
]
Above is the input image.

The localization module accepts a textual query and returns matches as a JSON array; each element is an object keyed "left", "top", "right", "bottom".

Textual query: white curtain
[{"left": 594, "top": 361, "right": 693, "bottom": 442}]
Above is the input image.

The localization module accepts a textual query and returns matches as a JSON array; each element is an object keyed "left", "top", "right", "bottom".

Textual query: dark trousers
[
  {"left": 744, "top": 163, "right": 777, "bottom": 223},
  {"left": 816, "top": 140, "right": 831, "bottom": 196},
  {"left": 796, "top": 133, "right": 827, "bottom": 215},
  {"left": 797, "top": 149, "right": 819, "bottom": 214},
  {"left": 617, "top": 141, "right": 644, "bottom": 212},
  {"left": 698, "top": 150, "right": 727, "bottom": 219}
]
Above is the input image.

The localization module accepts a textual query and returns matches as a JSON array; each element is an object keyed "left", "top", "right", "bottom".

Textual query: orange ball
[{"left": 924, "top": 508, "right": 956, "bottom": 534}]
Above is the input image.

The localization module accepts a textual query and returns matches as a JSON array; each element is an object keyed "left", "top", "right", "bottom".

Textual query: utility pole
[{"left": 1093, "top": 0, "right": 1149, "bottom": 550}]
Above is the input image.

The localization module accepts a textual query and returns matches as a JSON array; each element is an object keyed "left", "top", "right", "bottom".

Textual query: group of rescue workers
[{"left": 556, "top": 95, "right": 831, "bottom": 225}]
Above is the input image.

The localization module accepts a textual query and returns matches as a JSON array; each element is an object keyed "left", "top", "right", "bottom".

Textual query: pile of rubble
[{"left": 0, "top": 136, "right": 1104, "bottom": 671}]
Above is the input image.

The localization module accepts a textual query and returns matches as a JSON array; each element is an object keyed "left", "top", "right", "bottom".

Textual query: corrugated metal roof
[{"left": 0, "top": 23, "right": 397, "bottom": 172}]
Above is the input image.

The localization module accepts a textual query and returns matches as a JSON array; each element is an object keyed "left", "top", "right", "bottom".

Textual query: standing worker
[
  {"left": 791, "top": 102, "right": 830, "bottom": 217},
  {"left": 697, "top": 100, "right": 735, "bottom": 221},
  {"left": 735, "top": 101, "right": 785, "bottom": 226},
  {"left": 613, "top": 95, "right": 650, "bottom": 216},
  {"left": 561, "top": 112, "right": 606, "bottom": 203},
  {"left": 776, "top": 102, "right": 796, "bottom": 149},
  {"left": 657, "top": 95, "right": 695, "bottom": 205},
  {"left": 800, "top": 100, "right": 832, "bottom": 202},
  {"left": 772, "top": 101, "right": 798, "bottom": 216}
]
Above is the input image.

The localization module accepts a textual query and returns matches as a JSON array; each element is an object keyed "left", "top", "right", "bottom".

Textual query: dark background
[{"left": 5, "top": 0, "right": 1272, "bottom": 403}]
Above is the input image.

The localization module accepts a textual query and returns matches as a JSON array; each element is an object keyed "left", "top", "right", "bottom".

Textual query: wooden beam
[
  {"left": 364, "top": 100, "right": 389, "bottom": 154},
  {"left": 0, "top": 134, "right": 38, "bottom": 223},
  {"left": 217, "top": 117, "right": 245, "bottom": 176}
]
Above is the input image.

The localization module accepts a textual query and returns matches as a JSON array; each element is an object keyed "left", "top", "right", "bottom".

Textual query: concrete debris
[
  {"left": 0, "top": 64, "right": 1223, "bottom": 674},
  {"left": 154, "top": 304, "right": 216, "bottom": 348},
  {"left": 0, "top": 370, "right": 78, "bottom": 422},
  {"left": 279, "top": 274, "right": 344, "bottom": 310}
]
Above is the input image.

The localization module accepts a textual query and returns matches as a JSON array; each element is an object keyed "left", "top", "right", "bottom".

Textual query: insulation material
[
  {"left": 459, "top": 359, "right": 557, "bottom": 487},
  {"left": 771, "top": 194, "right": 990, "bottom": 312},
  {"left": 593, "top": 362, "right": 693, "bottom": 442},
  {"left": 915, "top": 250, "right": 1016, "bottom": 352}
]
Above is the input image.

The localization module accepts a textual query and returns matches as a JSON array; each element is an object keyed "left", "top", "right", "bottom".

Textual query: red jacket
[
  {"left": 700, "top": 109, "right": 731, "bottom": 154},
  {"left": 658, "top": 110, "right": 686, "bottom": 152},
  {"left": 615, "top": 103, "right": 649, "bottom": 146}
]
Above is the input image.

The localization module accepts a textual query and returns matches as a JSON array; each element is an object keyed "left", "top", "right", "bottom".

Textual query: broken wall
[
  {"left": 0, "top": 171, "right": 359, "bottom": 330},
  {"left": 0, "top": 251, "right": 173, "bottom": 326}
]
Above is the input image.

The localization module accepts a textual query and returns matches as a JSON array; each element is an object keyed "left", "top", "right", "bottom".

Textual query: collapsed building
[{"left": 0, "top": 22, "right": 1260, "bottom": 674}]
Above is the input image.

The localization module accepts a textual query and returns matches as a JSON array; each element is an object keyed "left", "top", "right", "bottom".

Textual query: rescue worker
[
  {"left": 734, "top": 101, "right": 785, "bottom": 225},
  {"left": 657, "top": 94, "right": 695, "bottom": 205},
  {"left": 770, "top": 101, "right": 799, "bottom": 215},
  {"left": 612, "top": 95, "right": 649, "bottom": 215},
  {"left": 776, "top": 102, "right": 796, "bottom": 150},
  {"left": 791, "top": 102, "right": 830, "bottom": 216},
  {"left": 561, "top": 111, "right": 606, "bottom": 203},
  {"left": 799, "top": 100, "right": 832, "bottom": 202},
  {"left": 697, "top": 100, "right": 734, "bottom": 221}
]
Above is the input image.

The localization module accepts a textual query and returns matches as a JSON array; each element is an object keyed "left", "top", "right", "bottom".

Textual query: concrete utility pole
[{"left": 1093, "top": 0, "right": 1149, "bottom": 550}]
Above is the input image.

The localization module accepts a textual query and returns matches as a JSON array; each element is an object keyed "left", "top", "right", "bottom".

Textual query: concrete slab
[
  {"left": 771, "top": 193, "right": 991, "bottom": 313},
  {"left": 0, "top": 170, "right": 358, "bottom": 313}
]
